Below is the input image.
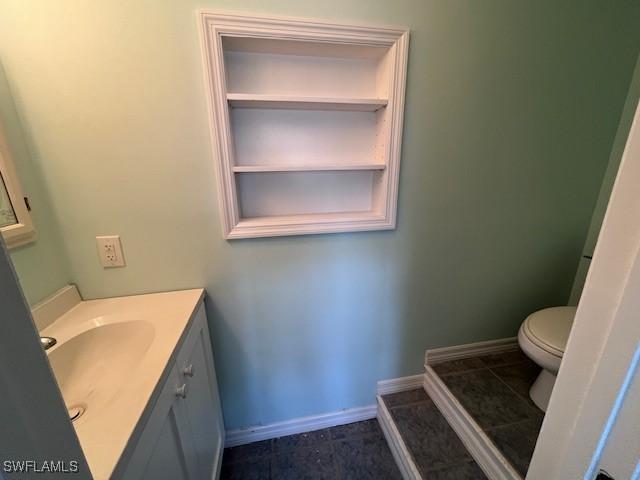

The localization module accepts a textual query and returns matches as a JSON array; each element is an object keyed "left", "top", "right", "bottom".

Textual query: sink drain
[{"left": 68, "top": 405, "right": 85, "bottom": 422}]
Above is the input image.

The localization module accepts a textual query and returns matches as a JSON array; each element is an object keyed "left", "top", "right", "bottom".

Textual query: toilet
[{"left": 518, "top": 306, "right": 577, "bottom": 412}]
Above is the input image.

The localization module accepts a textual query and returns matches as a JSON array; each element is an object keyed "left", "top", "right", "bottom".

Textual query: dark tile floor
[
  {"left": 382, "top": 389, "right": 488, "bottom": 479},
  {"left": 221, "top": 350, "right": 541, "bottom": 479},
  {"left": 220, "top": 419, "right": 402, "bottom": 479},
  {"left": 432, "top": 349, "right": 544, "bottom": 477}
]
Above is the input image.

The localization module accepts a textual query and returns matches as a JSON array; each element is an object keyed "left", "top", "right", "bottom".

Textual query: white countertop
[{"left": 40, "top": 289, "right": 205, "bottom": 480}]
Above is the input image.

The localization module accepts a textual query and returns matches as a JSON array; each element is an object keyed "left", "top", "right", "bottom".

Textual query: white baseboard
[
  {"left": 423, "top": 365, "right": 521, "bottom": 480},
  {"left": 31, "top": 285, "right": 81, "bottom": 331},
  {"left": 425, "top": 337, "right": 518, "bottom": 365},
  {"left": 377, "top": 395, "right": 422, "bottom": 480},
  {"left": 225, "top": 404, "right": 377, "bottom": 448},
  {"left": 225, "top": 371, "right": 424, "bottom": 450},
  {"left": 377, "top": 374, "right": 424, "bottom": 395}
]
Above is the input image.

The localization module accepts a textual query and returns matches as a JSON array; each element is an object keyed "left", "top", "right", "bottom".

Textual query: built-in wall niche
[{"left": 200, "top": 12, "right": 409, "bottom": 238}]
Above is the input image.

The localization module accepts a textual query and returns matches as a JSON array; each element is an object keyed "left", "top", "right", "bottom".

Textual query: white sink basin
[
  {"left": 48, "top": 321, "right": 155, "bottom": 419},
  {"left": 39, "top": 289, "right": 204, "bottom": 480}
]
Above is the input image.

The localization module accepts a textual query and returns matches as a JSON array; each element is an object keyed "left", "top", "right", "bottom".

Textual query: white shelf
[
  {"left": 237, "top": 211, "right": 386, "bottom": 227},
  {"left": 232, "top": 164, "right": 386, "bottom": 173},
  {"left": 227, "top": 94, "right": 388, "bottom": 112}
]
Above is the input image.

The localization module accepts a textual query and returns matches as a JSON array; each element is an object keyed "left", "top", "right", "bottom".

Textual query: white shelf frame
[{"left": 199, "top": 12, "right": 409, "bottom": 239}]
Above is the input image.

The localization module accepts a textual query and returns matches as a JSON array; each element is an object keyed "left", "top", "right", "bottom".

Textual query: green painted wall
[
  {"left": 0, "top": 63, "right": 71, "bottom": 305},
  {"left": 569, "top": 54, "right": 640, "bottom": 305},
  {"left": 0, "top": 1, "right": 638, "bottom": 430}
]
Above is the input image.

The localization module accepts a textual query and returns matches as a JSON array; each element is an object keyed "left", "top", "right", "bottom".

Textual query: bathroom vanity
[{"left": 39, "top": 289, "right": 224, "bottom": 480}]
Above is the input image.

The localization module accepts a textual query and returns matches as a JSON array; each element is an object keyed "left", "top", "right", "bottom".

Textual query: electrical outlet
[{"left": 96, "top": 235, "right": 126, "bottom": 268}]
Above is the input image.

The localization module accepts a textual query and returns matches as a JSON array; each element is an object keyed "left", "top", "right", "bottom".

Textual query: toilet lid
[{"left": 523, "top": 306, "right": 577, "bottom": 357}]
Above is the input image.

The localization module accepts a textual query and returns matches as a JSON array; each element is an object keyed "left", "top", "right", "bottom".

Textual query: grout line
[
  {"left": 435, "top": 360, "right": 542, "bottom": 433},
  {"left": 484, "top": 359, "right": 531, "bottom": 369},
  {"left": 386, "top": 390, "right": 485, "bottom": 477},
  {"left": 383, "top": 399, "right": 431, "bottom": 411},
  {"left": 228, "top": 422, "right": 393, "bottom": 478},
  {"left": 431, "top": 349, "right": 528, "bottom": 373},
  {"left": 434, "top": 352, "right": 539, "bottom": 413},
  {"left": 433, "top": 366, "right": 486, "bottom": 376},
  {"left": 434, "top": 357, "right": 532, "bottom": 378},
  {"left": 269, "top": 452, "right": 275, "bottom": 478},
  {"left": 378, "top": 395, "right": 424, "bottom": 479},
  {"left": 424, "top": 365, "right": 524, "bottom": 480},
  {"left": 486, "top": 367, "right": 543, "bottom": 415},
  {"left": 486, "top": 367, "right": 524, "bottom": 399},
  {"left": 422, "top": 458, "right": 482, "bottom": 476},
  {"left": 484, "top": 417, "right": 541, "bottom": 433}
]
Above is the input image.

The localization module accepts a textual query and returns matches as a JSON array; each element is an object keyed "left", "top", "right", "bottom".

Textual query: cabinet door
[
  {"left": 119, "top": 366, "right": 200, "bottom": 480},
  {"left": 178, "top": 307, "right": 225, "bottom": 479}
]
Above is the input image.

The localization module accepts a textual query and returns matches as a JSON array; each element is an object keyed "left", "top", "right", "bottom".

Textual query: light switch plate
[{"left": 96, "top": 235, "right": 126, "bottom": 268}]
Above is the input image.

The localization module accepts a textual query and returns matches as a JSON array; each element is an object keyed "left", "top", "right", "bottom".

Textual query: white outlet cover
[{"left": 96, "top": 235, "right": 126, "bottom": 268}]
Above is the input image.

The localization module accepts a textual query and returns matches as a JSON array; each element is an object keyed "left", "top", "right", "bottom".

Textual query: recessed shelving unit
[{"left": 200, "top": 12, "right": 409, "bottom": 239}]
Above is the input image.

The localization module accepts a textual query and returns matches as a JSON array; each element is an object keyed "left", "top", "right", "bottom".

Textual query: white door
[
  {"left": 528, "top": 100, "right": 640, "bottom": 479},
  {"left": 0, "top": 240, "right": 91, "bottom": 478}
]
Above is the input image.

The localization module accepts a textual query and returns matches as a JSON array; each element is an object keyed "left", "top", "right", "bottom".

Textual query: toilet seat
[{"left": 521, "top": 306, "right": 576, "bottom": 358}]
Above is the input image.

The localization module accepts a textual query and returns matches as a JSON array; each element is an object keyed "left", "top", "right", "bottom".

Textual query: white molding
[
  {"left": 199, "top": 11, "right": 409, "bottom": 239},
  {"left": 425, "top": 337, "right": 518, "bottom": 365},
  {"left": 377, "top": 374, "right": 424, "bottom": 395},
  {"left": 225, "top": 404, "right": 377, "bottom": 448},
  {"left": 199, "top": 12, "right": 239, "bottom": 237},
  {"left": 30, "top": 285, "right": 81, "bottom": 331},
  {"left": 423, "top": 365, "right": 521, "bottom": 480},
  {"left": 198, "top": 11, "right": 409, "bottom": 39},
  {"left": 383, "top": 27, "right": 409, "bottom": 232},
  {"left": 377, "top": 395, "right": 421, "bottom": 480}
]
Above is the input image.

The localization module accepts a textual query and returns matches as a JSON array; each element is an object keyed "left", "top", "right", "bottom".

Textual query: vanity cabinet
[{"left": 116, "top": 304, "right": 224, "bottom": 479}]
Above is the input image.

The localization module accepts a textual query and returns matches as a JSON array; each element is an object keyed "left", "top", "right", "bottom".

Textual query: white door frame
[
  {"left": 529, "top": 100, "right": 640, "bottom": 479},
  {"left": 0, "top": 239, "right": 91, "bottom": 479}
]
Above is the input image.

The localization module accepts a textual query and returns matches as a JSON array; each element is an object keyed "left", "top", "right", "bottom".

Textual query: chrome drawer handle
[
  {"left": 176, "top": 384, "right": 187, "bottom": 399},
  {"left": 183, "top": 364, "right": 194, "bottom": 377}
]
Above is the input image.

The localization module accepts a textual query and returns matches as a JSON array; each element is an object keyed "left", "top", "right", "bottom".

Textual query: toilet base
[{"left": 530, "top": 369, "right": 556, "bottom": 412}]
